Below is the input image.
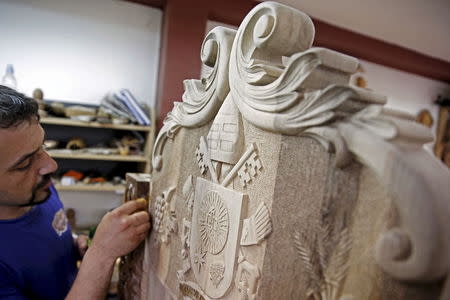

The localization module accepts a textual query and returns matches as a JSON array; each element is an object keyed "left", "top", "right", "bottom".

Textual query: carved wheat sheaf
[
  {"left": 294, "top": 225, "right": 352, "bottom": 300},
  {"left": 323, "top": 228, "right": 352, "bottom": 300}
]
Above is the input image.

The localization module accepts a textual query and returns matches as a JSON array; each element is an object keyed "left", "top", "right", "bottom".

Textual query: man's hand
[
  {"left": 75, "top": 234, "right": 89, "bottom": 258},
  {"left": 89, "top": 199, "right": 150, "bottom": 261},
  {"left": 65, "top": 199, "right": 150, "bottom": 300}
]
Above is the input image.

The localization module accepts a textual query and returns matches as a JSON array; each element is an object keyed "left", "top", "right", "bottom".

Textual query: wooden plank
[
  {"left": 48, "top": 152, "right": 149, "bottom": 162},
  {"left": 40, "top": 117, "right": 152, "bottom": 131},
  {"left": 55, "top": 183, "right": 125, "bottom": 193}
]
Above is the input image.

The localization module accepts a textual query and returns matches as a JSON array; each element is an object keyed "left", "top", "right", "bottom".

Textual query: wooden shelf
[
  {"left": 55, "top": 183, "right": 125, "bottom": 193},
  {"left": 49, "top": 152, "right": 149, "bottom": 162},
  {"left": 40, "top": 117, "right": 152, "bottom": 131}
]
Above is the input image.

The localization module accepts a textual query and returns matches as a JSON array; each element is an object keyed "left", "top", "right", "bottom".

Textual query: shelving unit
[
  {"left": 55, "top": 183, "right": 125, "bottom": 193},
  {"left": 48, "top": 152, "right": 148, "bottom": 162},
  {"left": 41, "top": 112, "right": 155, "bottom": 193},
  {"left": 41, "top": 117, "right": 152, "bottom": 131}
]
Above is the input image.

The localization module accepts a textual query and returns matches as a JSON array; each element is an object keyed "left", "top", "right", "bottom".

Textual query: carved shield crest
[{"left": 190, "top": 177, "right": 247, "bottom": 298}]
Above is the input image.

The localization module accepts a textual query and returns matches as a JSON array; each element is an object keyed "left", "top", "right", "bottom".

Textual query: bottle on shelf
[{"left": 1, "top": 64, "right": 17, "bottom": 90}]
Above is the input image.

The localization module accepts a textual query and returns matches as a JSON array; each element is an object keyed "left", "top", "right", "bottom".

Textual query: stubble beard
[{"left": 19, "top": 174, "right": 53, "bottom": 207}]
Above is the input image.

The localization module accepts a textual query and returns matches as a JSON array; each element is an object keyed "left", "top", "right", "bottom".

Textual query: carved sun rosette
[
  {"left": 152, "top": 1, "right": 450, "bottom": 299},
  {"left": 189, "top": 177, "right": 247, "bottom": 299},
  {"left": 199, "top": 191, "right": 230, "bottom": 255}
]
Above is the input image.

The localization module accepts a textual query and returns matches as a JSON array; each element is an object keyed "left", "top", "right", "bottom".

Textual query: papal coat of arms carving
[{"left": 119, "top": 2, "right": 450, "bottom": 300}]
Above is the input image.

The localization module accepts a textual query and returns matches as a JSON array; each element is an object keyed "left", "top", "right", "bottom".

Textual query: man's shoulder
[
  {"left": 34, "top": 184, "right": 65, "bottom": 220},
  {"left": 48, "top": 184, "right": 63, "bottom": 207}
]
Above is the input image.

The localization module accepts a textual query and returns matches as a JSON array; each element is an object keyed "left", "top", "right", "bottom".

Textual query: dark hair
[{"left": 0, "top": 85, "right": 39, "bottom": 128}]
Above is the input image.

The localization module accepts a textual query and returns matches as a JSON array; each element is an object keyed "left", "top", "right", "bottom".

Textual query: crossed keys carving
[{"left": 196, "top": 136, "right": 262, "bottom": 188}]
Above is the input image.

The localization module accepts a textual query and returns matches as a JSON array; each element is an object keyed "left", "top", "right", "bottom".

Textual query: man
[{"left": 0, "top": 85, "right": 150, "bottom": 299}]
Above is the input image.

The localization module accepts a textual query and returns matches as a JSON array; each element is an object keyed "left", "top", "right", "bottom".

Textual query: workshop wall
[{"left": 0, "top": 0, "right": 162, "bottom": 107}]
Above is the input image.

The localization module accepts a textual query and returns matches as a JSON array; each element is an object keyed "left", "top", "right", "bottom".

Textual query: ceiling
[{"left": 268, "top": 0, "right": 450, "bottom": 63}]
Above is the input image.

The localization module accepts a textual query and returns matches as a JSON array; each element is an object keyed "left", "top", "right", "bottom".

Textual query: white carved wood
[{"left": 143, "top": 1, "right": 450, "bottom": 299}]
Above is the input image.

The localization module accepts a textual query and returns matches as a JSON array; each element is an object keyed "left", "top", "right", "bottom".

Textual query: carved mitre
[{"left": 144, "top": 2, "right": 450, "bottom": 300}]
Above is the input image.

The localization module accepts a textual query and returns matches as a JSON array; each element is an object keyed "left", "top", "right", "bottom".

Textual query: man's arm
[{"left": 65, "top": 199, "right": 150, "bottom": 300}]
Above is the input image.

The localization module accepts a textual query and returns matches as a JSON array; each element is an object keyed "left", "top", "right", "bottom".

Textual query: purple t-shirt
[{"left": 0, "top": 185, "right": 78, "bottom": 299}]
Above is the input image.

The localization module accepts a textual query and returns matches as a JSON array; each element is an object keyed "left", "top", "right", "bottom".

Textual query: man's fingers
[
  {"left": 76, "top": 235, "right": 89, "bottom": 257},
  {"left": 137, "top": 232, "right": 147, "bottom": 242},
  {"left": 77, "top": 235, "right": 88, "bottom": 248},
  {"left": 123, "top": 211, "right": 149, "bottom": 227},
  {"left": 135, "top": 222, "right": 151, "bottom": 235},
  {"left": 114, "top": 199, "right": 147, "bottom": 216}
]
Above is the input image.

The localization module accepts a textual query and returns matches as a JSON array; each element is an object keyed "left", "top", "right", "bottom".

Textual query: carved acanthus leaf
[
  {"left": 152, "top": 27, "right": 236, "bottom": 171},
  {"left": 227, "top": 1, "right": 397, "bottom": 148}
]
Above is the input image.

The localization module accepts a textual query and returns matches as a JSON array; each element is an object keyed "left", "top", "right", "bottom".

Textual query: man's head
[{"left": 0, "top": 85, "right": 57, "bottom": 207}]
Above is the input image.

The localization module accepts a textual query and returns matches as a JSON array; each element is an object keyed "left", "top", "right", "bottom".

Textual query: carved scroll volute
[
  {"left": 337, "top": 118, "right": 450, "bottom": 286},
  {"left": 229, "top": 1, "right": 314, "bottom": 91},
  {"left": 152, "top": 27, "right": 236, "bottom": 171},
  {"left": 235, "top": 1, "right": 314, "bottom": 83},
  {"left": 228, "top": 2, "right": 365, "bottom": 136}
]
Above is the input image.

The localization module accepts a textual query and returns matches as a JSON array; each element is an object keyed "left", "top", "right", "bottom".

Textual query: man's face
[{"left": 0, "top": 119, "right": 58, "bottom": 206}]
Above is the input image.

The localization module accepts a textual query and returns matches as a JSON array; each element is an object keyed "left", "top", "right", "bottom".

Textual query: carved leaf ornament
[
  {"left": 152, "top": 1, "right": 450, "bottom": 299},
  {"left": 152, "top": 27, "right": 236, "bottom": 171}
]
